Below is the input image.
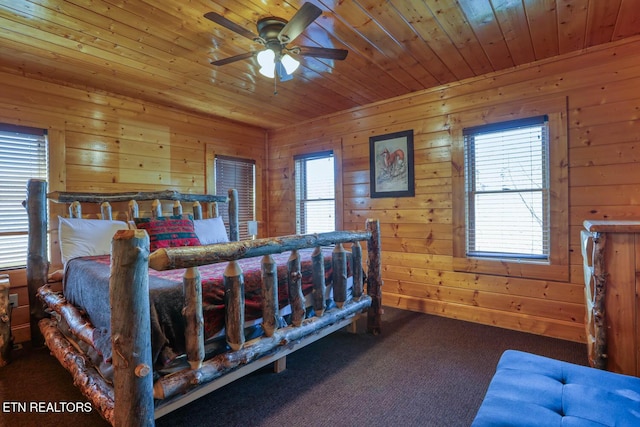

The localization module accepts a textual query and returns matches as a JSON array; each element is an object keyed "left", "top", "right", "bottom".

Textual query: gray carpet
[{"left": 0, "top": 307, "right": 587, "bottom": 427}]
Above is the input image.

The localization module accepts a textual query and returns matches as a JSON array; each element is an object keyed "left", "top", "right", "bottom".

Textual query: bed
[{"left": 25, "top": 179, "right": 382, "bottom": 427}]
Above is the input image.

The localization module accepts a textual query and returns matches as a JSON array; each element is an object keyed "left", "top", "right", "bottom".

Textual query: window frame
[
  {"left": 451, "top": 98, "right": 569, "bottom": 281},
  {"left": 464, "top": 115, "right": 550, "bottom": 260},
  {"left": 0, "top": 123, "right": 49, "bottom": 270},
  {"left": 214, "top": 154, "right": 256, "bottom": 240},
  {"left": 294, "top": 150, "right": 336, "bottom": 234}
]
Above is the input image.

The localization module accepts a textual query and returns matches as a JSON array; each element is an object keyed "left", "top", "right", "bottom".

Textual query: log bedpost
[
  {"left": 0, "top": 274, "right": 12, "bottom": 367},
  {"left": 26, "top": 179, "right": 49, "bottom": 346},
  {"left": 351, "top": 241, "right": 364, "bottom": 300},
  {"left": 110, "top": 229, "right": 154, "bottom": 427},
  {"left": 228, "top": 189, "right": 239, "bottom": 241},
  {"left": 224, "top": 261, "right": 245, "bottom": 350},
  {"left": 366, "top": 219, "right": 383, "bottom": 334},
  {"left": 589, "top": 231, "right": 608, "bottom": 370},
  {"left": 260, "top": 255, "right": 278, "bottom": 337},
  {"left": 101, "top": 202, "right": 112, "bottom": 220},
  {"left": 287, "top": 250, "right": 305, "bottom": 327},
  {"left": 183, "top": 267, "right": 204, "bottom": 370},
  {"left": 311, "top": 247, "right": 326, "bottom": 316}
]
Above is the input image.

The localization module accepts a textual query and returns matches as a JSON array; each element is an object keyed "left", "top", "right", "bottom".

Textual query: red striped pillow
[{"left": 134, "top": 216, "right": 201, "bottom": 252}]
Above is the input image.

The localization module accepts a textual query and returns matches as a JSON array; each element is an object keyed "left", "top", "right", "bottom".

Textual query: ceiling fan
[{"left": 204, "top": 2, "right": 348, "bottom": 81}]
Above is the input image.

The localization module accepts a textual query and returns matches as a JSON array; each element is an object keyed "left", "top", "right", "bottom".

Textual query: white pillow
[
  {"left": 58, "top": 217, "right": 130, "bottom": 264},
  {"left": 193, "top": 217, "right": 229, "bottom": 245}
]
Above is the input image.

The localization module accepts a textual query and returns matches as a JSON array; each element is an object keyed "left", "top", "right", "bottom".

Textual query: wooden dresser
[{"left": 581, "top": 220, "right": 640, "bottom": 376}]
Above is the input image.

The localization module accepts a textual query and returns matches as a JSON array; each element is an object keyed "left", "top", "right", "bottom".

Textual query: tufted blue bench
[{"left": 472, "top": 350, "right": 640, "bottom": 426}]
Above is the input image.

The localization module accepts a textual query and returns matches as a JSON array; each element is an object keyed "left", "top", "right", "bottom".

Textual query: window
[
  {"left": 452, "top": 99, "right": 569, "bottom": 281},
  {"left": 0, "top": 124, "right": 48, "bottom": 269},
  {"left": 295, "top": 151, "right": 335, "bottom": 234},
  {"left": 463, "top": 116, "right": 549, "bottom": 259},
  {"left": 215, "top": 155, "right": 255, "bottom": 240}
]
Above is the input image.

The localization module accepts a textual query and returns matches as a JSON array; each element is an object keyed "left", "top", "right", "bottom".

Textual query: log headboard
[{"left": 24, "top": 179, "right": 239, "bottom": 345}]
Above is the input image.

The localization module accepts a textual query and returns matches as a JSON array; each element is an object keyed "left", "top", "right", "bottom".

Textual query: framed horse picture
[{"left": 369, "top": 129, "right": 415, "bottom": 198}]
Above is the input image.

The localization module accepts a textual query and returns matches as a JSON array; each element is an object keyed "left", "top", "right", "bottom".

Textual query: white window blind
[
  {"left": 215, "top": 155, "right": 255, "bottom": 240},
  {"left": 464, "top": 116, "right": 549, "bottom": 259},
  {"left": 0, "top": 124, "right": 48, "bottom": 269},
  {"left": 295, "top": 152, "right": 335, "bottom": 234}
]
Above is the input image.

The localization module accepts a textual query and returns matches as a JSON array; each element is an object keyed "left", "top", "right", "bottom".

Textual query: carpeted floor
[{"left": 0, "top": 307, "right": 587, "bottom": 427}]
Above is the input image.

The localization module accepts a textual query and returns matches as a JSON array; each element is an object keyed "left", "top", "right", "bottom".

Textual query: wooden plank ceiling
[{"left": 1, "top": 0, "right": 639, "bottom": 130}]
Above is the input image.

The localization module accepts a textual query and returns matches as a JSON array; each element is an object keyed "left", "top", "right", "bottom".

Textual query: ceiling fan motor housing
[{"left": 257, "top": 17, "right": 288, "bottom": 43}]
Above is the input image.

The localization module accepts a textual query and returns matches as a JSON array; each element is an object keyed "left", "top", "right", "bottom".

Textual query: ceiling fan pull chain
[{"left": 273, "top": 76, "right": 278, "bottom": 95}]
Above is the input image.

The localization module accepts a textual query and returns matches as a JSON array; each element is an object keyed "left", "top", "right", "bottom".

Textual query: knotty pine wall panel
[
  {"left": 267, "top": 37, "right": 640, "bottom": 343},
  {"left": 0, "top": 71, "right": 266, "bottom": 343}
]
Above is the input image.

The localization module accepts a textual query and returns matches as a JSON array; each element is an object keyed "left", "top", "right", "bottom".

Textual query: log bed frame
[{"left": 25, "top": 179, "right": 383, "bottom": 426}]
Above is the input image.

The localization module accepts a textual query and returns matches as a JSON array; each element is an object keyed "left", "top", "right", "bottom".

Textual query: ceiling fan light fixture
[
  {"left": 259, "top": 65, "right": 275, "bottom": 78},
  {"left": 281, "top": 54, "right": 300, "bottom": 75},
  {"left": 257, "top": 49, "right": 275, "bottom": 69}
]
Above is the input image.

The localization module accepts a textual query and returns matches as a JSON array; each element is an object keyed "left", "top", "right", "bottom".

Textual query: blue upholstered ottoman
[{"left": 472, "top": 350, "right": 640, "bottom": 426}]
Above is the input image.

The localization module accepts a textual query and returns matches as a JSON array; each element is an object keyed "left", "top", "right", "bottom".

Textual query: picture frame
[{"left": 369, "top": 129, "right": 415, "bottom": 198}]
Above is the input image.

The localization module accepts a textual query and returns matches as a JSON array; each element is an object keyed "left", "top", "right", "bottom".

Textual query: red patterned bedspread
[{"left": 62, "top": 248, "right": 342, "bottom": 369}]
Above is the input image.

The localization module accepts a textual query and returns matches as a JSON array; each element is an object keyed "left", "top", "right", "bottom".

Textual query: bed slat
[
  {"left": 69, "top": 201, "right": 81, "bottom": 218},
  {"left": 287, "top": 250, "right": 305, "bottom": 327},
  {"left": 151, "top": 200, "right": 162, "bottom": 219},
  {"left": 192, "top": 201, "right": 202, "bottom": 220},
  {"left": 101, "top": 202, "right": 112, "bottom": 220},
  {"left": 183, "top": 267, "right": 204, "bottom": 370},
  {"left": 332, "top": 244, "right": 348, "bottom": 308},
  {"left": 311, "top": 247, "right": 326, "bottom": 316},
  {"left": 129, "top": 200, "right": 139, "bottom": 219},
  {"left": 260, "top": 254, "right": 279, "bottom": 337},
  {"left": 352, "top": 241, "right": 363, "bottom": 300},
  {"left": 172, "top": 201, "right": 182, "bottom": 217},
  {"left": 224, "top": 261, "right": 245, "bottom": 350}
]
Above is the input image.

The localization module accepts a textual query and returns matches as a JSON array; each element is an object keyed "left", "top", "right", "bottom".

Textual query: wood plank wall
[
  {"left": 3, "top": 35, "right": 640, "bottom": 346},
  {"left": 267, "top": 35, "right": 640, "bottom": 344},
  {"left": 0, "top": 72, "right": 266, "bottom": 343}
]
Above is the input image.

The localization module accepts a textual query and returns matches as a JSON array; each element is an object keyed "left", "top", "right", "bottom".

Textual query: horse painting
[{"left": 380, "top": 147, "right": 406, "bottom": 177}]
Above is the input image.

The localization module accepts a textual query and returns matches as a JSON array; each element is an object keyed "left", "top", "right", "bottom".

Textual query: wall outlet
[{"left": 9, "top": 293, "right": 18, "bottom": 308}]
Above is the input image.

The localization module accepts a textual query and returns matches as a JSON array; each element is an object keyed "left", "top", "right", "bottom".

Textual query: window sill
[{"left": 453, "top": 256, "right": 569, "bottom": 282}]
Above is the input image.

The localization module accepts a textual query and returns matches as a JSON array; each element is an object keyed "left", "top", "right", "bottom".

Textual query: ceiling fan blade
[
  {"left": 210, "top": 51, "right": 256, "bottom": 66},
  {"left": 204, "top": 12, "right": 259, "bottom": 41},
  {"left": 278, "top": 2, "right": 322, "bottom": 44},
  {"left": 297, "top": 46, "right": 348, "bottom": 60}
]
